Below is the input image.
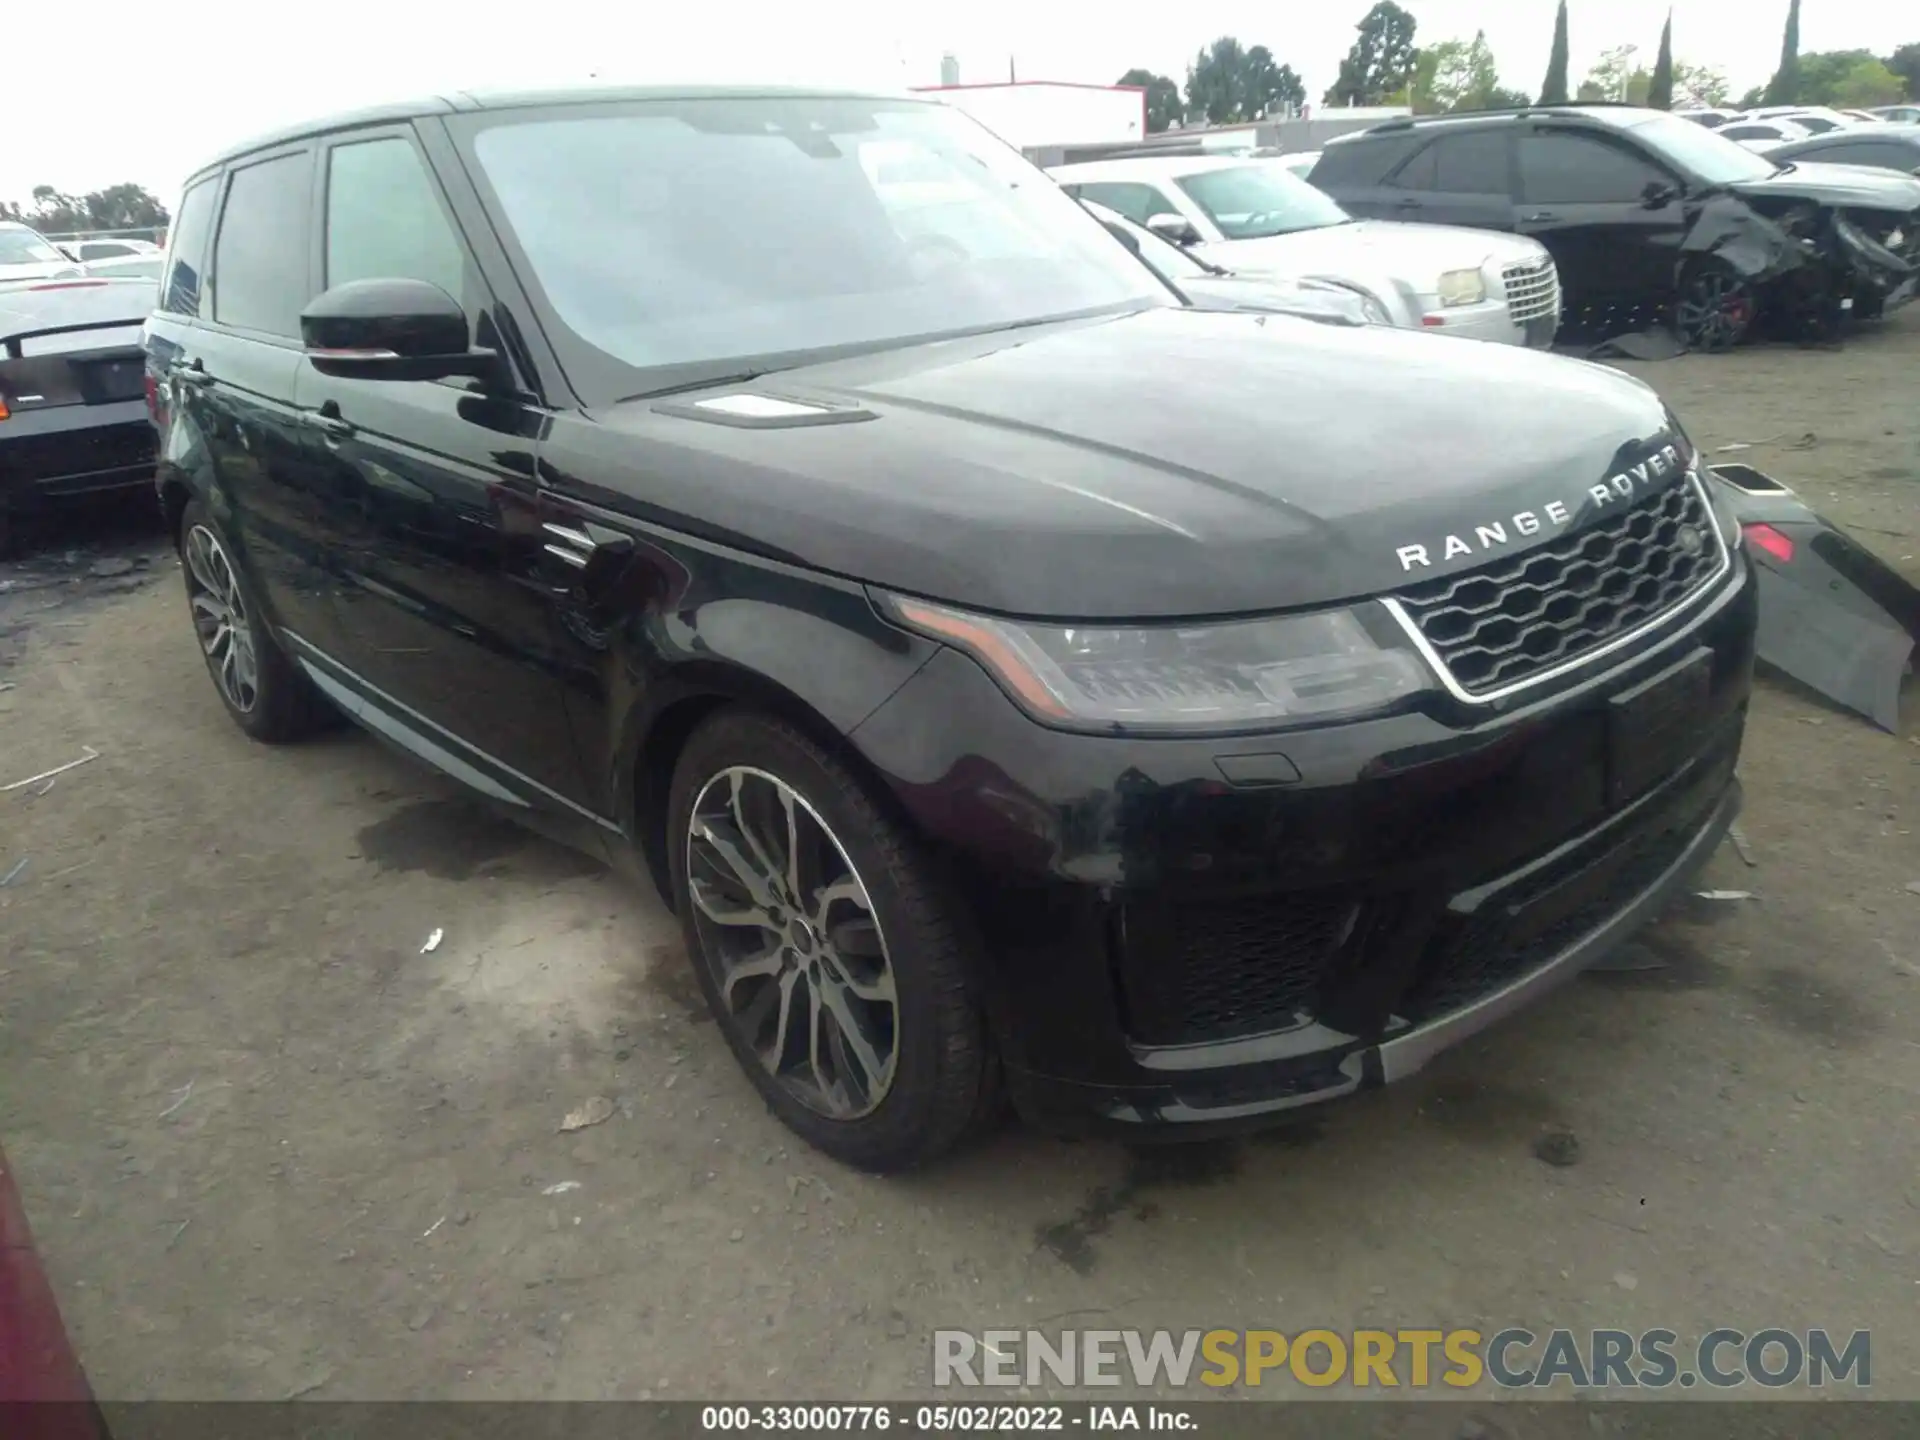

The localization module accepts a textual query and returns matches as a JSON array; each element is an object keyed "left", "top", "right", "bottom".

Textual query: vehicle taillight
[
  {"left": 0, "top": 397, "right": 10, "bottom": 422},
  {"left": 144, "top": 371, "right": 165, "bottom": 428},
  {"left": 1743, "top": 522, "right": 1795, "bottom": 563},
  {"left": 27, "top": 279, "right": 110, "bottom": 291}
]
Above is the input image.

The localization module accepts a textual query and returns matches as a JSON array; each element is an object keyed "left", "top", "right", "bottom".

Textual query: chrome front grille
[
  {"left": 1502, "top": 257, "right": 1561, "bottom": 324},
  {"left": 1389, "top": 475, "right": 1725, "bottom": 699}
]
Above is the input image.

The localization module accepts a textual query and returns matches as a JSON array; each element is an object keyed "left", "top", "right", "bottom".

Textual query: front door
[
  {"left": 1513, "top": 128, "right": 1689, "bottom": 330},
  {"left": 292, "top": 127, "right": 598, "bottom": 821}
]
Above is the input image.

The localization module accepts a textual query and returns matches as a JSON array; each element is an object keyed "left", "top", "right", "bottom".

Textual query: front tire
[
  {"left": 178, "top": 498, "right": 333, "bottom": 742},
  {"left": 666, "top": 708, "right": 997, "bottom": 1171},
  {"left": 1674, "top": 261, "right": 1756, "bottom": 352}
]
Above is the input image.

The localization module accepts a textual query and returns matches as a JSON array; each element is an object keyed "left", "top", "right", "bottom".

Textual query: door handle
[
  {"left": 541, "top": 518, "right": 634, "bottom": 589},
  {"left": 306, "top": 400, "right": 355, "bottom": 440},
  {"left": 1522, "top": 210, "right": 1559, "bottom": 223}
]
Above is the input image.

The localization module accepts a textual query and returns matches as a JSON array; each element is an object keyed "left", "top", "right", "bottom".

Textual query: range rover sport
[{"left": 145, "top": 86, "right": 1757, "bottom": 1171}]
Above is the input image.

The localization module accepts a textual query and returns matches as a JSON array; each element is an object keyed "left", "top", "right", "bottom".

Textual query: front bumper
[
  {"left": 851, "top": 550, "right": 1756, "bottom": 1138},
  {"left": 0, "top": 398, "right": 155, "bottom": 511}
]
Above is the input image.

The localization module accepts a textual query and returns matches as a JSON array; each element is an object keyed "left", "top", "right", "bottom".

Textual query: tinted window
[
  {"left": 1519, "top": 132, "right": 1666, "bottom": 204},
  {"left": 1309, "top": 136, "right": 1419, "bottom": 187},
  {"left": 1068, "top": 181, "right": 1182, "bottom": 225},
  {"left": 159, "top": 178, "right": 217, "bottom": 317},
  {"left": 1395, "top": 133, "right": 1510, "bottom": 194},
  {"left": 1719, "top": 124, "right": 1781, "bottom": 141},
  {"left": 212, "top": 152, "right": 314, "bottom": 337},
  {"left": 325, "top": 137, "right": 469, "bottom": 306},
  {"left": 1807, "top": 141, "right": 1912, "bottom": 168},
  {"left": 1430, "top": 133, "right": 1510, "bottom": 193}
]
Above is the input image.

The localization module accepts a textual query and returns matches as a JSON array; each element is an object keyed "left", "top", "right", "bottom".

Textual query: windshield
[
  {"left": 460, "top": 96, "right": 1166, "bottom": 394},
  {"left": 0, "top": 228, "right": 68, "bottom": 265},
  {"left": 1173, "top": 164, "right": 1351, "bottom": 240},
  {"left": 1625, "top": 111, "right": 1780, "bottom": 185}
]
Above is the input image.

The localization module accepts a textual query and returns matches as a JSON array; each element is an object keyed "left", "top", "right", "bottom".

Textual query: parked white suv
[{"left": 1049, "top": 155, "right": 1562, "bottom": 347}]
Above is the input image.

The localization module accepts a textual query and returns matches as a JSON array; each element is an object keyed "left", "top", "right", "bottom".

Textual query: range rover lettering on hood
[{"left": 1394, "top": 442, "right": 1686, "bottom": 573}]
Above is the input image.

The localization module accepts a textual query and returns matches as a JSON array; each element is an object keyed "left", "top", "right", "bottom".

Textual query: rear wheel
[
  {"left": 178, "top": 498, "right": 333, "bottom": 742},
  {"left": 666, "top": 708, "right": 998, "bottom": 1171},
  {"left": 1674, "top": 262, "right": 1756, "bottom": 352}
]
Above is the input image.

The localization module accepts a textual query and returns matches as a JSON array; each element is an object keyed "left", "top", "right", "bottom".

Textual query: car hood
[
  {"left": 561, "top": 307, "right": 1680, "bottom": 619},
  {"left": 1729, "top": 160, "right": 1920, "bottom": 211},
  {"left": 1195, "top": 219, "right": 1541, "bottom": 285}
]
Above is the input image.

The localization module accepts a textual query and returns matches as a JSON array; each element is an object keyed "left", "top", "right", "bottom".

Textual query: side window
[
  {"left": 325, "top": 137, "right": 470, "bottom": 310},
  {"left": 1819, "top": 142, "right": 1906, "bottom": 168},
  {"left": 1071, "top": 182, "right": 1180, "bottom": 225},
  {"left": 1387, "top": 145, "right": 1438, "bottom": 191},
  {"left": 1518, "top": 133, "right": 1666, "bottom": 205},
  {"left": 159, "top": 178, "right": 218, "bottom": 318},
  {"left": 212, "top": 151, "right": 315, "bottom": 337},
  {"left": 1429, "top": 133, "right": 1511, "bottom": 194}
]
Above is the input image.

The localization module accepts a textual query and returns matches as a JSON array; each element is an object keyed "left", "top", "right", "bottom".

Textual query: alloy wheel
[
  {"left": 183, "top": 523, "right": 260, "bottom": 713},
  {"left": 684, "top": 766, "right": 899, "bottom": 1119},
  {"left": 1675, "top": 269, "right": 1754, "bottom": 352}
]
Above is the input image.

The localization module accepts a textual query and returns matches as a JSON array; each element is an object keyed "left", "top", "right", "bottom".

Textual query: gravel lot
[{"left": 2, "top": 314, "right": 1917, "bottom": 1412}]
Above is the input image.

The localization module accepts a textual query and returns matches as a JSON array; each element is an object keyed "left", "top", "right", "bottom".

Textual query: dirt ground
[{"left": 2, "top": 315, "right": 1918, "bottom": 1411}]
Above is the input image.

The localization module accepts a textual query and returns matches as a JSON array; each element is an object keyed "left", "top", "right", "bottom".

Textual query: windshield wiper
[{"left": 615, "top": 369, "right": 782, "bottom": 404}]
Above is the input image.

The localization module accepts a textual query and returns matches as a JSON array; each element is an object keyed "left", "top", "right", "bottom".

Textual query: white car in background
[
  {"left": 60, "top": 236, "right": 161, "bottom": 264},
  {"left": 0, "top": 221, "right": 84, "bottom": 287},
  {"left": 1048, "top": 155, "right": 1562, "bottom": 348},
  {"left": 1718, "top": 118, "right": 1815, "bottom": 149}
]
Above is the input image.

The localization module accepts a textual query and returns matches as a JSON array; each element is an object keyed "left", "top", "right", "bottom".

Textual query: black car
[
  {"left": 1, "top": 276, "right": 159, "bottom": 549},
  {"left": 146, "top": 86, "right": 1757, "bottom": 1172},
  {"left": 1763, "top": 123, "right": 1920, "bottom": 177},
  {"left": 1308, "top": 103, "right": 1920, "bottom": 349}
]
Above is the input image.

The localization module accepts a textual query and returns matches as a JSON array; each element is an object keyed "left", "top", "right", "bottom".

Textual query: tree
[
  {"left": 1672, "top": 62, "right": 1730, "bottom": 106},
  {"left": 1736, "top": 85, "right": 1765, "bottom": 109},
  {"left": 1186, "top": 37, "right": 1250, "bottom": 123},
  {"left": 1323, "top": 2, "right": 1420, "bottom": 107},
  {"left": 1244, "top": 46, "right": 1307, "bottom": 117},
  {"left": 1887, "top": 43, "right": 1920, "bottom": 99},
  {"left": 1539, "top": 0, "right": 1571, "bottom": 104},
  {"left": 1, "top": 183, "right": 168, "bottom": 235},
  {"left": 1583, "top": 45, "right": 1646, "bottom": 104},
  {"left": 1762, "top": 0, "right": 1801, "bottom": 105},
  {"left": 1418, "top": 31, "right": 1519, "bottom": 113},
  {"left": 1119, "top": 68, "right": 1185, "bottom": 131},
  {"left": 1795, "top": 50, "right": 1907, "bottom": 107},
  {"left": 1648, "top": 13, "right": 1675, "bottom": 109}
]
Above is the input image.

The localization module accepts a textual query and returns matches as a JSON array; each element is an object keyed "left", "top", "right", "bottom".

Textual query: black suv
[
  {"left": 146, "top": 86, "right": 1756, "bottom": 1171},
  {"left": 1308, "top": 104, "right": 1920, "bottom": 347}
]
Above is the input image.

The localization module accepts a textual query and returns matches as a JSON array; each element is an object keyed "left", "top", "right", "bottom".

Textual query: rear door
[
  {"left": 291, "top": 124, "right": 596, "bottom": 815},
  {"left": 1514, "top": 127, "right": 1688, "bottom": 321},
  {"left": 164, "top": 148, "right": 351, "bottom": 658},
  {"left": 1379, "top": 130, "right": 1516, "bottom": 231}
]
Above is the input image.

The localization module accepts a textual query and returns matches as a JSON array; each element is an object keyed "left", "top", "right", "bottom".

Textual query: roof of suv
[
  {"left": 1323, "top": 102, "right": 1668, "bottom": 147},
  {"left": 191, "top": 84, "right": 919, "bottom": 180}
]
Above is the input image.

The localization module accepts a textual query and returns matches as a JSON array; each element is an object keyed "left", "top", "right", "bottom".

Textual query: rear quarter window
[
  {"left": 159, "top": 179, "right": 218, "bottom": 318},
  {"left": 1309, "top": 135, "right": 1422, "bottom": 187}
]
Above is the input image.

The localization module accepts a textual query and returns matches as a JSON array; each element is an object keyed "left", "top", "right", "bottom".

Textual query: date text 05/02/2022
[{"left": 699, "top": 1404, "right": 1195, "bottom": 1431}]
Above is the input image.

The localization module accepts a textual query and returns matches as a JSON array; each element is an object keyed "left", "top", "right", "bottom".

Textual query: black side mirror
[
  {"left": 1146, "top": 213, "right": 1202, "bottom": 247},
  {"left": 301, "top": 278, "right": 500, "bottom": 382},
  {"left": 1642, "top": 179, "right": 1679, "bottom": 209}
]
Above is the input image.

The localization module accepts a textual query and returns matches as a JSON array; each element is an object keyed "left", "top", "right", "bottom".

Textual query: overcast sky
[{"left": 7, "top": 0, "right": 1911, "bottom": 206}]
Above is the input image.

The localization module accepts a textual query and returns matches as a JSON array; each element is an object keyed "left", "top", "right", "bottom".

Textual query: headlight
[
  {"left": 1435, "top": 268, "right": 1486, "bottom": 307},
  {"left": 883, "top": 596, "right": 1431, "bottom": 733}
]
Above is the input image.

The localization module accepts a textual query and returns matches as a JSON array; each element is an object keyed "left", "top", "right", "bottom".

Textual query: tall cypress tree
[
  {"left": 1648, "top": 11, "right": 1675, "bottom": 109},
  {"left": 1539, "top": 0, "right": 1571, "bottom": 104},
  {"left": 1762, "top": 0, "right": 1800, "bottom": 104}
]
